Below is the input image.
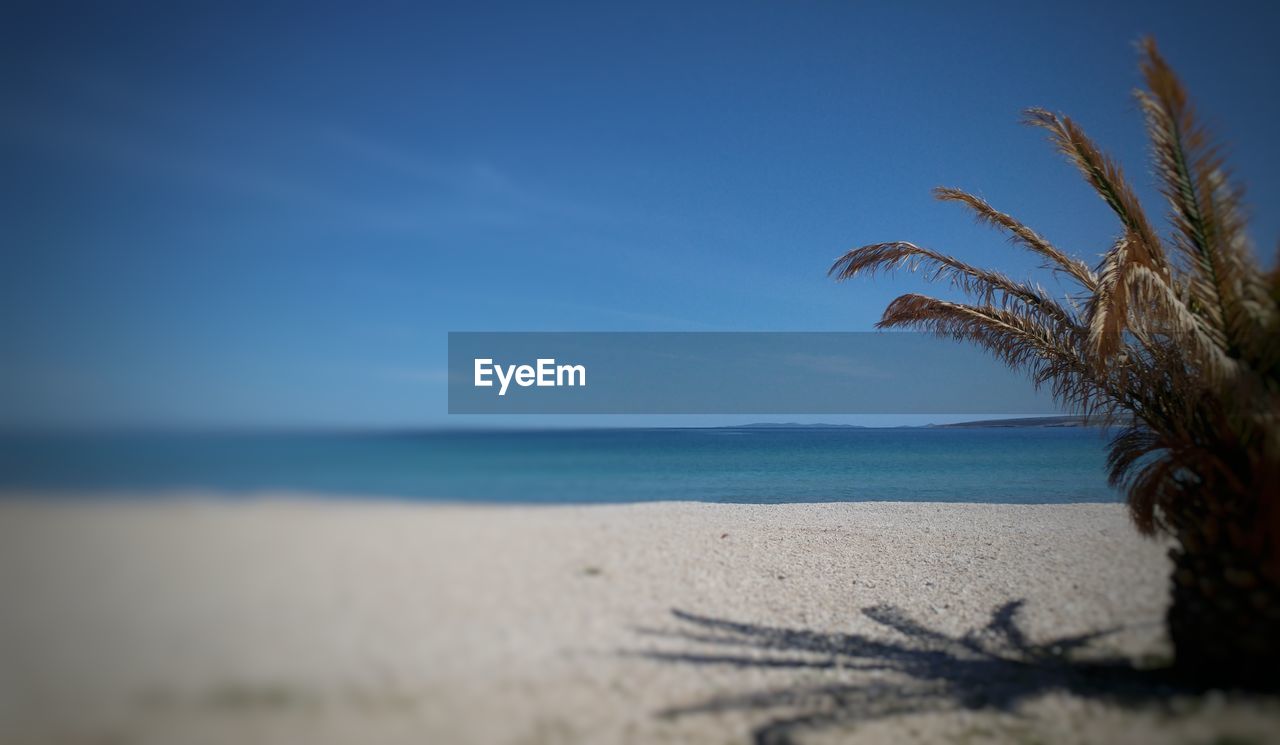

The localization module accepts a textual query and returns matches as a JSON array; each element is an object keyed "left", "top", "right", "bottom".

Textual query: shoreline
[
  {"left": 1, "top": 497, "right": 1275, "bottom": 744},
  {"left": 0, "top": 489, "right": 1128, "bottom": 506}
]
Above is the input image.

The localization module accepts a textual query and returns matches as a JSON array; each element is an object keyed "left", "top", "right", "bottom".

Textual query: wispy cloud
[
  {"left": 539, "top": 299, "right": 721, "bottom": 330},
  {"left": 374, "top": 366, "right": 452, "bottom": 384},
  {"left": 318, "top": 127, "right": 610, "bottom": 223},
  {"left": 3, "top": 76, "right": 609, "bottom": 237}
]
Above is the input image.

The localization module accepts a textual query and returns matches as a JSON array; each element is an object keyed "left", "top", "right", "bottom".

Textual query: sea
[{"left": 0, "top": 427, "right": 1121, "bottom": 504}]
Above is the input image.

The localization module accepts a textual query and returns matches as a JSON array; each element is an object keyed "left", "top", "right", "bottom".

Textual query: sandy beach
[{"left": 1, "top": 497, "right": 1277, "bottom": 745}]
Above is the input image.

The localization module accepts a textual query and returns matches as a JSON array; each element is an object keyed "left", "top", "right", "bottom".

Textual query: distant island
[
  {"left": 928, "top": 416, "right": 1113, "bottom": 428},
  {"left": 728, "top": 422, "right": 869, "bottom": 429},
  {"left": 722, "top": 416, "right": 1115, "bottom": 429}
]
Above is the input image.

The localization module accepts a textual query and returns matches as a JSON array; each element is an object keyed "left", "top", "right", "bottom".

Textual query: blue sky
[{"left": 3, "top": 0, "right": 1278, "bottom": 428}]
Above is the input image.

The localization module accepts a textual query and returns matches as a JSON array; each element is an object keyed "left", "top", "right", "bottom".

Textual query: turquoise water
[{"left": 0, "top": 428, "right": 1120, "bottom": 504}]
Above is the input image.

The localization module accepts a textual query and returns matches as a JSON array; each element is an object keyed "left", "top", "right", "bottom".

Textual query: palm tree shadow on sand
[{"left": 631, "top": 600, "right": 1203, "bottom": 745}]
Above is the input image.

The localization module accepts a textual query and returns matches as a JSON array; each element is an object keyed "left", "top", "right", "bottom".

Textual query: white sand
[{"left": 0, "top": 497, "right": 1276, "bottom": 745}]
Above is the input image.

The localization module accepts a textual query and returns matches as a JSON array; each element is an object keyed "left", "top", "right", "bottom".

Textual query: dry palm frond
[
  {"left": 1136, "top": 38, "right": 1275, "bottom": 367},
  {"left": 1123, "top": 264, "right": 1239, "bottom": 382},
  {"left": 1022, "top": 107, "right": 1167, "bottom": 273},
  {"left": 1106, "top": 424, "right": 1181, "bottom": 533},
  {"left": 829, "top": 241, "right": 1077, "bottom": 326},
  {"left": 1086, "top": 232, "right": 1142, "bottom": 359},
  {"left": 872, "top": 293, "right": 1123, "bottom": 419},
  {"left": 1023, "top": 107, "right": 1174, "bottom": 360},
  {"left": 932, "top": 187, "right": 1098, "bottom": 290}
]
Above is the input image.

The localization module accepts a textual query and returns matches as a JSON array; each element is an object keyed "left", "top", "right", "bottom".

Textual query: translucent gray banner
[{"left": 447, "top": 332, "right": 1058, "bottom": 415}]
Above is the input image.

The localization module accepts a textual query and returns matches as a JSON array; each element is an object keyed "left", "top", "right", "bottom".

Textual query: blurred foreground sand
[{"left": 1, "top": 498, "right": 1277, "bottom": 744}]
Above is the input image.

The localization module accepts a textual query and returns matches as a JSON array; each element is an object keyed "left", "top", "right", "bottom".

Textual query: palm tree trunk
[{"left": 1167, "top": 511, "right": 1280, "bottom": 687}]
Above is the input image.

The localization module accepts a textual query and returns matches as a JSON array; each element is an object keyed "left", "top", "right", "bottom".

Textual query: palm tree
[{"left": 830, "top": 38, "right": 1279, "bottom": 685}]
